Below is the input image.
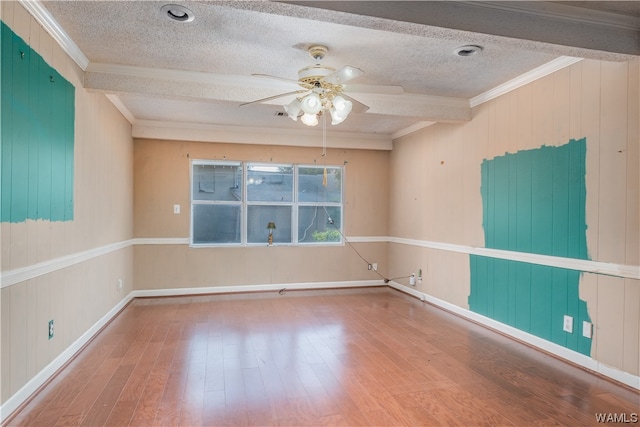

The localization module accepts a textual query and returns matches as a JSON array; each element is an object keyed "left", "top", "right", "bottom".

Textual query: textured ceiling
[{"left": 37, "top": 0, "right": 639, "bottom": 142}]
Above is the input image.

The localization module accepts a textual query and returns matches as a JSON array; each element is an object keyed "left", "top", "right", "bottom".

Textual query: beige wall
[
  {"left": 1, "top": 2, "right": 134, "bottom": 405},
  {"left": 2, "top": 0, "right": 638, "bottom": 410},
  {"left": 389, "top": 58, "right": 640, "bottom": 376},
  {"left": 133, "top": 139, "right": 389, "bottom": 289}
]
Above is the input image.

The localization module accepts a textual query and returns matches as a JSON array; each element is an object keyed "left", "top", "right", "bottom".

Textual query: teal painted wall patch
[
  {"left": 469, "top": 139, "right": 592, "bottom": 355},
  {"left": 1, "top": 21, "right": 75, "bottom": 223}
]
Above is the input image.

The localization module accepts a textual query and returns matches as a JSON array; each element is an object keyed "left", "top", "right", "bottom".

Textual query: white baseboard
[
  {"left": 132, "top": 280, "right": 386, "bottom": 298},
  {"left": 3, "top": 278, "right": 636, "bottom": 424},
  {"left": 387, "top": 281, "right": 640, "bottom": 391},
  {"left": 0, "top": 292, "right": 135, "bottom": 423},
  {"left": 0, "top": 280, "right": 384, "bottom": 423}
]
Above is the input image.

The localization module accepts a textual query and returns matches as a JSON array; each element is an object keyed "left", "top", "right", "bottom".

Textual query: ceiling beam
[
  {"left": 281, "top": 1, "right": 639, "bottom": 59},
  {"left": 84, "top": 63, "right": 471, "bottom": 123}
]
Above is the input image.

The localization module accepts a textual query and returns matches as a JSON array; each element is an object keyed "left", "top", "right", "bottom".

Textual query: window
[
  {"left": 247, "top": 164, "right": 293, "bottom": 244},
  {"left": 192, "top": 162, "right": 242, "bottom": 245},
  {"left": 191, "top": 161, "right": 343, "bottom": 246},
  {"left": 297, "top": 166, "right": 342, "bottom": 243}
]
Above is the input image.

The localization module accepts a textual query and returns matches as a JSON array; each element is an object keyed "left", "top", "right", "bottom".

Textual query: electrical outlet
[
  {"left": 48, "top": 320, "right": 54, "bottom": 340},
  {"left": 367, "top": 264, "right": 372, "bottom": 270},
  {"left": 372, "top": 263, "right": 378, "bottom": 271},
  {"left": 563, "top": 315, "right": 573, "bottom": 333},
  {"left": 117, "top": 278, "right": 123, "bottom": 291},
  {"left": 582, "top": 321, "right": 592, "bottom": 338},
  {"left": 173, "top": 204, "right": 180, "bottom": 214}
]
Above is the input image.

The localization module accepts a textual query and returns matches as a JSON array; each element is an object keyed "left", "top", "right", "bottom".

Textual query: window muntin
[{"left": 190, "top": 160, "right": 343, "bottom": 246}]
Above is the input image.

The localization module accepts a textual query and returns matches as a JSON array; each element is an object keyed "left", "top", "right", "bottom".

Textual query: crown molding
[
  {"left": 471, "top": 1, "right": 639, "bottom": 32},
  {"left": 470, "top": 56, "right": 583, "bottom": 108},
  {"left": 132, "top": 119, "right": 393, "bottom": 150},
  {"left": 18, "top": 0, "right": 89, "bottom": 70},
  {"left": 105, "top": 94, "right": 135, "bottom": 124},
  {"left": 392, "top": 121, "right": 435, "bottom": 140}
]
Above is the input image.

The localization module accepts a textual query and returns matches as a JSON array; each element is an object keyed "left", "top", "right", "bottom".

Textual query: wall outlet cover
[
  {"left": 582, "top": 321, "right": 592, "bottom": 338},
  {"left": 563, "top": 315, "right": 573, "bottom": 333}
]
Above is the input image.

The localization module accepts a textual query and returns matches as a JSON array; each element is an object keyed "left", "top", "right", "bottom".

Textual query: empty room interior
[{"left": 1, "top": 1, "right": 639, "bottom": 425}]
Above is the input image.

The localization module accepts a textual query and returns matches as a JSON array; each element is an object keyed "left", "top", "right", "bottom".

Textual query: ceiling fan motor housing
[{"left": 298, "top": 65, "right": 336, "bottom": 86}]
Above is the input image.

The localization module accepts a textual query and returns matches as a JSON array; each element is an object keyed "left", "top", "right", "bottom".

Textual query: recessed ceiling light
[
  {"left": 161, "top": 4, "right": 194, "bottom": 22},
  {"left": 454, "top": 45, "right": 483, "bottom": 57}
]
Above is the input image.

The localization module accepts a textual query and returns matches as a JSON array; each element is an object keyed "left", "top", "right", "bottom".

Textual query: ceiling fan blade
[
  {"left": 343, "top": 83, "right": 404, "bottom": 95},
  {"left": 239, "top": 90, "right": 308, "bottom": 107},
  {"left": 251, "top": 73, "right": 301, "bottom": 86},
  {"left": 324, "top": 65, "right": 364, "bottom": 85},
  {"left": 340, "top": 93, "right": 369, "bottom": 114}
]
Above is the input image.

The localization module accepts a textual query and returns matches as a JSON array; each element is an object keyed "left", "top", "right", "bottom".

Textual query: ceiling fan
[{"left": 241, "top": 45, "right": 403, "bottom": 126}]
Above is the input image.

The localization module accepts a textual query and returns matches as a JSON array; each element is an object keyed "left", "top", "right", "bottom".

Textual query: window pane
[
  {"left": 193, "top": 163, "right": 242, "bottom": 201},
  {"left": 247, "top": 164, "right": 293, "bottom": 202},
  {"left": 247, "top": 205, "right": 292, "bottom": 244},
  {"left": 193, "top": 204, "right": 241, "bottom": 244},
  {"left": 298, "top": 206, "right": 341, "bottom": 243},
  {"left": 298, "top": 167, "right": 342, "bottom": 203}
]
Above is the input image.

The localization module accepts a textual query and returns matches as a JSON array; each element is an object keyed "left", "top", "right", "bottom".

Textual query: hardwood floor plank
[
  {"left": 79, "top": 364, "right": 135, "bottom": 426},
  {"left": 6, "top": 288, "right": 638, "bottom": 427}
]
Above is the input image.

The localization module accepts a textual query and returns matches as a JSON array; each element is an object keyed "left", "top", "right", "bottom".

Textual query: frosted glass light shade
[
  {"left": 284, "top": 99, "right": 302, "bottom": 121},
  {"left": 300, "top": 113, "right": 319, "bottom": 126},
  {"left": 330, "top": 96, "right": 352, "bottom": 125},
  {"left": 301, "top": 93, "right": 322, "bottom": 115},
  {"left": 332, "top": 96, "right": 352, "bottom": 114}
]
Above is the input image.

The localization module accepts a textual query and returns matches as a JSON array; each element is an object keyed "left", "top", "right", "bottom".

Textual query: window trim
[
  {"left": 190, "top": 160, "right": 344, "bottom": 247},
  {"left": 190, "top": 160, "right": 243, "bottom": 247}
]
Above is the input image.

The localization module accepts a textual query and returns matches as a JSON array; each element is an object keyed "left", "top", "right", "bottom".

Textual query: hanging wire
[
  {"left": 318, "top": 113, "right": 402, "bottom": 284},
  {"left": 322, "top": 112, "right": 328, "bottom": 187}
]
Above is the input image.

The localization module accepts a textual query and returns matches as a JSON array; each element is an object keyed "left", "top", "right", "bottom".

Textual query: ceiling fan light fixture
[
  {"left": 329, "top": 107, "right": 347, "bottom": 125},
  {"left": 329, "top": 95, "right": 352, "bottom": 125},
  {"left": 284, "top": 99, "right": 302, "bottom": 121},
  {"left": 301, "top": 113, "right": 319, "bottom": 126},
  {"left": 161, "top": 4, "right": 194, "bottom": 22},
  {"left": 301, "top": 93, "right": 322, "bottom": 115},
  {"left": 332, "top": 96, "right": 352, "bottom": 114}
]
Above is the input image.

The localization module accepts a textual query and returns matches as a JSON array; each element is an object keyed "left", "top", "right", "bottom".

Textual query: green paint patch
[
  {"left": 1, "top": 21, "right": 75, "bottom": 223},
  {"left": 469, "top": 139, "right": 592, "bottom": 356}
]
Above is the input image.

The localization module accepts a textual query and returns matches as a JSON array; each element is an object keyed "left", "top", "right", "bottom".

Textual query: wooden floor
[{"left": 6, "top": 288, "right": 639, "bottom": 426}]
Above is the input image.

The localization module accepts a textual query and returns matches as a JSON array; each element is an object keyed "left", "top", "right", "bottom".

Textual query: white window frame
[
  {"left": 296, "top": 164, "right": 344, "bottom": 246},
  {"left": 246, "top": 162, "right": 294, "bottom": 246},
  {"left": 190, "top": 160, "right": 344, "bottom": 247}
]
